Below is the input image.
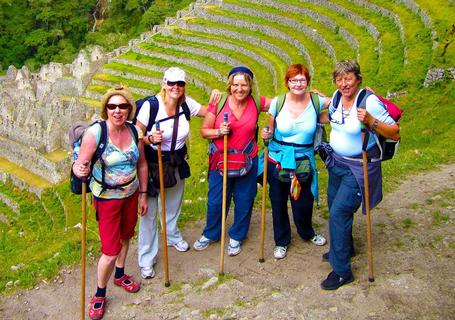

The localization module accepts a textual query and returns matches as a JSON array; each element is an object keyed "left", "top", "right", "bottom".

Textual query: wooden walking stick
[
  {"left": 156, "top": 121, "right": 171, "bottom": 287},
  {"left": 219, "top": 112, "right": 229, "bottom": 276},
  {"left": 81, "top": 178, "right": 87, "bottom": 320},
  {"left": 361, "top": 126, "right": 375, "bottom": 282},
  {"left": 259, "top": 126, "right": 270, "bottom": 263}
]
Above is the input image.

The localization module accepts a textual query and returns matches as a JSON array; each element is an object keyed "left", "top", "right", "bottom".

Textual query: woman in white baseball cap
[{"left": 136, "top": 67, "right": 220, "bottom": 280}]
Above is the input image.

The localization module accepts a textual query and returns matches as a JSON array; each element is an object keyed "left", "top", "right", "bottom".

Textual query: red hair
[{"left": 284, "top": 64, "right": 311, "bottom": 88}]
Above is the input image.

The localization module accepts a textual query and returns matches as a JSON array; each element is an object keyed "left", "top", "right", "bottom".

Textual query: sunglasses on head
[
  {"left": 166, "top": 81, "right": 185, "bottom": 87},
  {"left": 106, "top": 103, "right": 130, "bottom": 110}
]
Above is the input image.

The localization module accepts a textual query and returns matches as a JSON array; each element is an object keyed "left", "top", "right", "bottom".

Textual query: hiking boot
[
  {"left": 227, "top": 238, "right": 241, "bottom": 256},
  {"left": 114, "top": 274, "right": 140, "bottom": 293},
  {"left": 322, "top": 250, "right": 356, "bottom": 262},
  {"left": 273, "top": 246, "right": 287, "bottom": 259},
  {"left": 320, "top": 271, "right": 354, "bottom": 290},
  {"left": 169, "top": 240, "right": 190, "bottom": 252},
  {"left": 140, "top": 266, "right": 155, "bottom": 279},
  {"left": 310, "top": 233, "right": 327, "bottom": 246},
  {"left": 88, "top": 296, "right": 106, "bottom": 320},
  {"left": 193, "top": 235, "right": 214, "bottom": 251}
]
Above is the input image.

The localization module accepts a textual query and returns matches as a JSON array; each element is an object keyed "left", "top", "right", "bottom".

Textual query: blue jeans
[
  {"left": 202, "top": 157, "right": 258, "bottom": 241},
  {"left": 327, "top": 162, "right": 362, "bottom": 278},
  {"left": 267, "top": 161, "right": 315, "bottom": 246}
]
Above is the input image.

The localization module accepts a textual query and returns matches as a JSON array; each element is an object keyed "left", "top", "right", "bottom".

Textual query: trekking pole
[
  {"left": 259, "top": 126, "right": 270, "bottom": 263},
  {"left": 361, "top": 126, "right": 375, "bottom": 282},
  {"left": 81, "top": 177, "right": 87, "bottom": 320},
  {"left": 219, "top": 112, "right": 229, "bottom": 276},
  {"left": 156, "top": 121, "right": 171, "bottom": 287}
]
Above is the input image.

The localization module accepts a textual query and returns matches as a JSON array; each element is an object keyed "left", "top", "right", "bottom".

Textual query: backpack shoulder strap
[
  {"left": 216, "top": 93, "right": 229, "bottom": 116},
  {"left": 332, "top": 91, "right": 342, "bottom": 113},
  {"left": 181, "top": 101, "right": 191, "bottom": 121},
  {"left": 310, "top": 92, "right": 321, "bottom": 114},
  {"left": 356, "top": 88, "right": 373, "bottom": 110},
  {"left": 146, "top": 96, "right": 159, "bottom": 132},
  {"left": 251, "top": 93, "right": 261, "bottom": 115},
  {"left": 125, "top": 121, "right": 139, "bottom": 144},
  {"left": 93, "top": 120, "right": 108, "bottom": 163},
  {"left": 275, "top": 93, "right": 286, "bottom": 115}
]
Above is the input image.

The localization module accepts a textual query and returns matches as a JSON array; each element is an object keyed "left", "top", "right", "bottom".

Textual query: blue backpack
[{"left": 70, "top": 120, "right": 138, "bottom": 194}]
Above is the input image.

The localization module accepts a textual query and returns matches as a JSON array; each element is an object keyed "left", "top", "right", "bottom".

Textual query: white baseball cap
[{"left": 163, "top": 67, "right": 186, "bottom": 83}]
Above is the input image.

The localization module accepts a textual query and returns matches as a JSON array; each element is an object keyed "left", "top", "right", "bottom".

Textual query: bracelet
[
  {"left": 217, "top": 129, "right": 222, "bottom": 137},
  {"left": 138, "top": 191, "right": 147, "bottom": 194}
]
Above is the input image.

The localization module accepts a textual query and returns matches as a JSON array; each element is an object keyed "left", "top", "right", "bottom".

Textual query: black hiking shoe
[
  {"left": 320, "top": 271, "right": 354, "bottom": 290},
  {"left": 321, "top": 250, "right": 356, "bottom": 262}
]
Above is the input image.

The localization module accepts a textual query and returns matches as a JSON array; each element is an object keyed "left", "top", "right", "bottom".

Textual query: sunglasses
[
  {"left": 166, "top": 81, "right": 186, "bottom": 87},
  {"left": 106, "top": 103, "right": 130, "bottom": 110}
]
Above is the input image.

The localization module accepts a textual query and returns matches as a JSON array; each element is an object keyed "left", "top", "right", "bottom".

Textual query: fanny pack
[
  {"left": 212, "top": 140, "right": 254, "bottom": 178},
  {"left": 275, "top": 156, "right": 312, "bottom": 184}
]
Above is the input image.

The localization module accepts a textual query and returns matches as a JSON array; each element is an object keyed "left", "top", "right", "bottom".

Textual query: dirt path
[{"left": 1, "top": 164, "right": 454, "bottom": 320}]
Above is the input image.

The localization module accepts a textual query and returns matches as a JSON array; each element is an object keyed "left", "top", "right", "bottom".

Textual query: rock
[
  {"left": 198, "top": 268, "right": 216, "bottom": 277},
  {"left": 5, "top": 281, "right": 13, "bottom": 288},
  {"left": 209, "top": 314, "right": 218, "bottom": 320},
  {"left": 202, "top": 276, "right": 218, "bottom": 289}
]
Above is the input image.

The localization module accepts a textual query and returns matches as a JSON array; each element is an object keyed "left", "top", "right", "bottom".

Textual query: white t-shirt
[
  {"left": 136, "top": 95, "right": 201, "bottom": 151},
  {"left": 329, "top": 91, "right": 395, "bottom": 157}
]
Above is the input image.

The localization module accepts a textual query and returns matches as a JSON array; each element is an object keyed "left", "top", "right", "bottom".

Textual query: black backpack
[
  {"left": 133, "top": 96, "right": 191, "bottom": 132},
  {"left": 69, "top": 120, "right": 138, "bottom": 194}
]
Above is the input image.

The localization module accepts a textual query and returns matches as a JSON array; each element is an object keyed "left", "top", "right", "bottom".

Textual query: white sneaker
[
  {"left": 141, "top": 266, "right": 155, "bottom": 279},
  {"left": 193, "top": 235, "right": 214, "bottom": 251},
  {"left": 227, "top": 238, "right": 241, "bottom": 256},
  {"left": 170, "top": 240, "right": 190, "bottom": 252},
  {"left": 273, "top": 246, "right": 287, "bottom": 259},
  {"left": 310, "top": 233, "right": 327, "bottom": 246}
]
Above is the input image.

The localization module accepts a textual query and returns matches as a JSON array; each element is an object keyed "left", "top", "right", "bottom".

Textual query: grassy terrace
[
  {"left": 138, "top": 42, "right": 233, "bottom": 80},
  {"left": 280, "top": 0, "right": 380, "bottom": 88},
  {"left": 366, "top": 0, "right": 432, "bottom": 89},
  {"left": 241, "top": 0, "right": 358, "bottom": 60},
  {"left": 325, "top": 0, "right": 405, "bottom": 91},
  {"left": 171, "top": 28, "right": 289, "bottom": 93},
  {"left": 117, "top": 50, "right": 224, "bottom": 98},
  {"left": 103, "top": 61, "right": 164, "bottom": 79},
  {"left": 150, "top": 33, "right": 275, "bottom": 94},
  {"left": 220, "top": 0, "right": 341, "bottom": 90},
  {"left": 0, "top": 181, "right": 100, "bottom": 291},
  {"left": 0, "top": 157, "right": 51, "bottom": 190},
  {"left": 417, "top": 0, "right": 455, "bottom": 67}
]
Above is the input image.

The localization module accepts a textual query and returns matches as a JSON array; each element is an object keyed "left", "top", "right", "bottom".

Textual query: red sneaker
[
  {"left": 88, "top": 296, "right": 106, "bottom": 320},
  {"left": 113, "top": 274, "right": 140, "bottom": 293}
]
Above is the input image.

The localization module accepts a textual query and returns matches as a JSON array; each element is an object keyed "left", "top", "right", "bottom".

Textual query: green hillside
[{"left": 0, "top": 0, "right": 454, "bottom": 294}]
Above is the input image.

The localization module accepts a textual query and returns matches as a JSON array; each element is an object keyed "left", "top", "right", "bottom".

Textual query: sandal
[
  {"left": 113, "top": 274, "right": 140, "bottom": 293},
  {"left": 88, "top": 296, "right": 106, "bottom": 320}
]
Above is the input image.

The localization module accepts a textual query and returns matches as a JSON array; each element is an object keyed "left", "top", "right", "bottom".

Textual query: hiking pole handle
[
  {"left": 223, "top": 112, "right": 228, "bottom": 124},
  {"left": 263, "top": 125, "right": 270, "bottom": 147}
]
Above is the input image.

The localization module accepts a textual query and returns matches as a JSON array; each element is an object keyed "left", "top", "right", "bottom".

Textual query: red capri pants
[{"left": 94, "top": 192, "right": 139, "bottom": 256}]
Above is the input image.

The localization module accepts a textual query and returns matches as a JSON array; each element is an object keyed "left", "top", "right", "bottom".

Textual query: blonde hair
[
  {"left": 159, "top": 84, "right": 186, "bottom": 107},
  {"left": 226, "top": 72, "right": 254, "bottom": 95},
  {"left": 100, "top": 85, "right": 136, "bottom": 121}
]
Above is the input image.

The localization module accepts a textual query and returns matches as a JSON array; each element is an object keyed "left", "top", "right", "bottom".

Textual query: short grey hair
[{"left": 332, "top": 60, "right": 362, "bottom": 83}]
